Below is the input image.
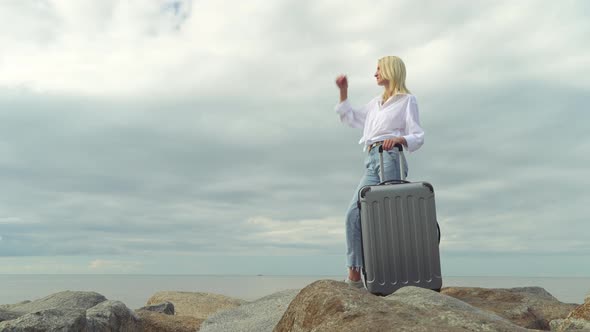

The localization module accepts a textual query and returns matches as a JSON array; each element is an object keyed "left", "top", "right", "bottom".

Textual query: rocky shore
[{"left": 0, "top": 280, "right": 588, "bottom": 331}]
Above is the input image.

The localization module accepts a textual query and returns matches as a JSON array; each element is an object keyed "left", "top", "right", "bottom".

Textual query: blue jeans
[{"left": 345, "top": 147, "right": 408, "bottom": 270}]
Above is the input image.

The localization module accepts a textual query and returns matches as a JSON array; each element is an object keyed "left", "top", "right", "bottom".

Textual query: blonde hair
[{"left": 378, "top": 56, "right": 411, "bottom": 102}]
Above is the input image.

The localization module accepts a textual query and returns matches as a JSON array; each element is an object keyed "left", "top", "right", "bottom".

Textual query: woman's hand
[
  {"left": 335, "top": 75, "right": 348, "bottom": 90},
  {"left": 382, "top": 137, "right": 407, "bottom": 150},
  {"left": 335, "top": 75, "right": 348, "bottom": 102}
]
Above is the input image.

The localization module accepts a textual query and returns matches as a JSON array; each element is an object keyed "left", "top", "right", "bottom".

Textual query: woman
[{"left": 334, "top": 55, "right": 425, "bottom": 288}]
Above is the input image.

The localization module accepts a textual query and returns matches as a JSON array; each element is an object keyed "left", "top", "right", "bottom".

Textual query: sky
[{"left": 0, "top": 0, "right": 588, "bottom": 277}]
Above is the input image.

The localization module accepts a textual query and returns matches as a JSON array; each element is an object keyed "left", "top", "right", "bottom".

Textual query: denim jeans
[{"left": 345, "top": 147, "right": 408, "bottom": 270}]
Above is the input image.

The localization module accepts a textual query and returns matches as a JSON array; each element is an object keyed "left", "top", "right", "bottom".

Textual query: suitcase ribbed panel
[{"left": 360, "top": 182, "right": 442, "bottom": 295}]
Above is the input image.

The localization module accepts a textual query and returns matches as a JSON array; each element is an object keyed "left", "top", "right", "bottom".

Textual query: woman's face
[{"left": 375, "top": 65, "right": 389, "bottom": 86}]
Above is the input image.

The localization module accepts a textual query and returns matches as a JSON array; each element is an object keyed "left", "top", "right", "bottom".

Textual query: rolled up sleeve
[
  {"left": 402, "top": 97, "right": 424, "bottom": 152},
  {"left": 335, "top": 99, "right": 368, "bottom": 129}
]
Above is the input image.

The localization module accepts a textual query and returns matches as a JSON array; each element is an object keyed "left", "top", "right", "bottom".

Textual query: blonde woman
[{"left": 335, "top": 56, "right": 425, "bottom": 288}]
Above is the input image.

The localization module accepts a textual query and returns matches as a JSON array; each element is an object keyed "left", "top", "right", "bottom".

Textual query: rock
[
  {"left": 441, "top": 286, "right": 577, "bottom": 330},
  {"left": 0, "top": 291, "right": 107, "bottom": 331},
  {"left": 0, "top": 308, "right": 23, "bottom": 322},
  {"left": 549, "top": 318, "right": 590, "bottom": 331},
  {"left": 137, "top": 301, "right": 175, "bottom": 315},
  {"left": 200, "top": 289, "right": 300, "bottom": 332},
  {"left": 0, "top": 308, "right": 87, "bottom": 332},
  {"left": 568, "top": 299, "right": 590, "bottom": 320},
  {"left": 136, "top": 310, "right": 204, "bottom": 332},
  {"left": 274, "top": 280, "right": 528, "bottom": 332},
  {"left": 146, "top": 291, "right": 245, "bottom": 319},
  {"left": 550, "top": 296, "right": 590, "bottom": 331},
  {"left": 0, "top": 301, "right": 31, "bottom": 311},
  {"left": 86, "top": 300, "right": 141, "bottom": 332},
  {"left": 6, "top": 291, "right": 107, "bottom": 314}
]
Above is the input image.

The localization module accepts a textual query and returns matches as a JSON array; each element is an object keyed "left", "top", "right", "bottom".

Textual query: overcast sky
[{"left": 0, "top": 0, "right": 588, "bottom": 277}]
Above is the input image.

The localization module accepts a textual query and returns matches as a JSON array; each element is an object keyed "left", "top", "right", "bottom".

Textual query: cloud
[
  {"left": 0, "top": 0, "right": 197, "bottom": 96},
  {"left": 4, "top": 0, "right": 586, "bottom": 99},
  {"left": 89, "top": 259, "right": 143, "bottom": 271},
  {"left": 242, "top": 216, "right": 344, "bottom": 253},
  {"left": 0, "top": 217, "right": 23, "bottom": 224},
  {"left": 0, "top": 0, "right": 588, "bottom": 275}
]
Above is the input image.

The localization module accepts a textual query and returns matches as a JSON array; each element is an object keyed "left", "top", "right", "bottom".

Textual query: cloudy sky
[{"left": 0, "top": 0, "right": 588, "bottom": 277}]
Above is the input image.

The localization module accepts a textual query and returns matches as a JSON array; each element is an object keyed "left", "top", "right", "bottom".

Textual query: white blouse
[{"left": 335, "top": 93, "right": 425, "bottom": 152}]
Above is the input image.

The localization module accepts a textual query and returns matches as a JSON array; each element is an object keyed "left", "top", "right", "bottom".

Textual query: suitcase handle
[
  {"left": 380, "top": 179, "right": 410, "bottom": 185},
  {"left": 378, "top": 143, "right": 406, "bottom": 183}
]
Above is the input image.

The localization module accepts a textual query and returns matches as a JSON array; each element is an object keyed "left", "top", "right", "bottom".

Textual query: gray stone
[
  {"left": 0, "top": 302, "right": 30, "bottom": 311},
  {"left": 7, "top": 291, "right": 106, "bottom": 314},
  {"left": 200, "top": 289, "right": 300, "bottom": 332},
  {"left": 0, "top": 308, "right": 22, "bottom": 322},
  {"left": 86, "top": 300, "right": 141, "bottom": 332},
  {"left": 137, "top": 301, "right": 175, "bottom": 315},
  {"left": 0, "top": 308, "right": 87, "bottom": 332}
]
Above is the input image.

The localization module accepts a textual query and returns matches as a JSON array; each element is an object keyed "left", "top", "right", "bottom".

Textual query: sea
[{"left": 0, "top": 275, "right": 588, "bottom": 309}]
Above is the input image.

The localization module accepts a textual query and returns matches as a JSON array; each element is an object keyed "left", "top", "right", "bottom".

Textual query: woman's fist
[{"left": 335, "top": 75, "right": 348, "bottom": 90}]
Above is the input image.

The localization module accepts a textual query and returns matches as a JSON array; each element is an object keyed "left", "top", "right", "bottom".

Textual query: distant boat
[{"left": 256, "top": 274, "right": 263, "bottom": 276}]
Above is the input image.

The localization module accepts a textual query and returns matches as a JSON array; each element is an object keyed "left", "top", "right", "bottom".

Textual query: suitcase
[{"left": 358, "top": 144, "right": 442, "bottom": 296}]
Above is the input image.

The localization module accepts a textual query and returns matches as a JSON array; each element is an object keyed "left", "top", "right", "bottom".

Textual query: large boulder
[
  {"left": 550, "top": 295, "right": 590, "bottom": 331},
  {"left": 549, "top": 318, "right": 590, "bottom": 331},
  {"left": 0, "top": 302, "right": 31, "bottom": 311},
  {"left": 85, "top": 300, "right": 141, "bottom": 332},
  {"left": 200, "top": 289, "right": 300, "bottom": 332},
  {"left": 568, "top": 298, "right": 590, "bottom": 320},
  {"left": 0, "top": 291, "right": 107, "bottom": 331},
  {"left": 135, "top": 310, "right": 204, "bottom": 332},
  {"left": 0, "top": 308, "right": 87, "bottom": 332},
  {"left": 6, "top": 291, "right": 107, "bottom": 314},
  {"left": 274, "top": 280, "right": 529, "bottom": 332},
  {"left": 441, "top": 286, "right": 577, "bottom": 330},
  {"left": 0, "top": 291, "right": 140, "bottom": 332},
  {"left": 0, "top": 308, "right": 21, "bottom": 322},
  {"left": 146, "top": 291, "right": 245, "bottom": 319}
]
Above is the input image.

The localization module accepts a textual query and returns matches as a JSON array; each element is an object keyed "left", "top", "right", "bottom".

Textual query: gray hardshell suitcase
[{"left": 358, "top": 144, "right": 442, "bottom": 296}]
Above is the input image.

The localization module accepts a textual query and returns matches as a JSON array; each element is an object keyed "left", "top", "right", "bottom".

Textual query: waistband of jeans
[{"left": 367, "top": 141, "right": 383, "bottom": 153}]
